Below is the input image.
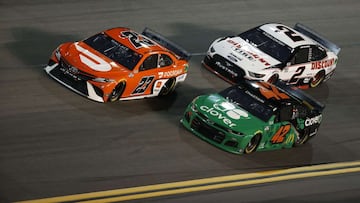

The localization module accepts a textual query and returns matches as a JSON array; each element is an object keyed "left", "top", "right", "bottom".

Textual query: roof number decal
[
  {"left": 276, "top": 25, "right": 305, "bottom": 42},
  {"left": 120, "top": 31, "right": 155, "bottom": 49}
]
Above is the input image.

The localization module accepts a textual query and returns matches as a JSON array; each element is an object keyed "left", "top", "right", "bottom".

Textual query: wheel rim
[
  {"left": 296, "top": 129, "right": 310, "bottom": 145},
  {"left": 245, "top": 134, "right": 261, "bottom": 154},
  {"left": 310, "top": 72, "right": 324, "bottom": 87},
  {"left": 160, "top": 79, "right": 175, "bottom": 96},
  {"left": 109, "top": 83, "right": 125, "bottom": 102}
]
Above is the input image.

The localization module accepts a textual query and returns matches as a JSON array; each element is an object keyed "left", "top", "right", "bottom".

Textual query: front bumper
[
  {"left": 181, "top": 104, "right": 247, "bottom": 154},
  {"left": 44, "top": 61, "right": 105, "bottom": 102},
  {"left": 202, "top": 54, "right": 246, "bottom": 84}
]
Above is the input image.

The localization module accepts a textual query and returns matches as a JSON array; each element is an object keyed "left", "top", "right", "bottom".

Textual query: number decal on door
[
  {"left": 132, "top": 76, "right": 154, "bottom": 95},
  {"left": 289, "top": 66, "right": 306, "bottom": 84},
  {"left": 276, "top": 26, "right": 305, "bottom": 42},
  {"left": 271, "top": 124, "right": 291, "bottom": 144}
]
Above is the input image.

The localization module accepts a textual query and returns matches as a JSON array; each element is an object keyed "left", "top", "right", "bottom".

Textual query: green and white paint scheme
[{"left": 181, "top": 81, "right": 323, "bottom": 154}]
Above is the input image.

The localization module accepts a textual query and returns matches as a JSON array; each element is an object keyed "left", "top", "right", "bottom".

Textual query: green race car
[{"left": 181, "top": 80, "right": 324, "bottom": 154}]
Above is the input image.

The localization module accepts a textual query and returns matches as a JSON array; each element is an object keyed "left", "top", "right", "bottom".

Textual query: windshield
[
  {"left": 219, "top": 86, "right": 274, "bottom": 122},
  {"left": 239, "top": 27, "right": 292, "bottom": 63},
  {"left": 83, "top": 33, "right": 142, "bottom": 70}
]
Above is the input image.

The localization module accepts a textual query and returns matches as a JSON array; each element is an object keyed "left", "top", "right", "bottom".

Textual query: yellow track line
[
  {"left": 17, "top": 160, "right": 360, "bottom": 203},
  {"left": 80, "top": 167, "right": 360, "bottom": 203}
]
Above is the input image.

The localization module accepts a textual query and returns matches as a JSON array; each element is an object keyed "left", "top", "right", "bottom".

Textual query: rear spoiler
[
  {"left": 274, "top": 80, "right": 325, "bottom": 112},
  {"left": 294, "top": 23, "right": 341, "bottom": 55},
  {"left": 142, "top": 28, "right": 191, "bottom": 61}
]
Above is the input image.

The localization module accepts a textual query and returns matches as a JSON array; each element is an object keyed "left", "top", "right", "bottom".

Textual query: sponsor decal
[
  {"left": 227, "top": 54, "right": 239, "bottom": 62},
  {"left": 158, "top": 69, "right": 182, "bottom": 79},
  {"left": 75, "top": 43, "right": 111, "bottom": 72},
  {"left": 245, "top": 90, "right": 265, "bottom": 103},
  {"left": 227, "top": 39, "right": 271, "bottom": 66},
  {"left": 199, "top": 102, "right": 249, "bottom": 127},
  {"left": 227, "top": 39, "right": 242, "bottom": 48},
  {"left": 215, "top": 61, "right": 238, "bottom": 77},
  {"left": 60, "top": 65, "right": 80, "bottom": 80},
  {"left": 305, "top": 115, "right": 322, "bottom": 127},
  {"left": 311, "top": 59, "right": 335, "bottom": 70}
]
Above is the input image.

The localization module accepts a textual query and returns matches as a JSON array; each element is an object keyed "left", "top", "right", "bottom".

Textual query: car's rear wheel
[
  {"left": 310, "top": 71, "right": 325, "bottom": 88},
  {"left": 267, "top": 74, "right": 279, "bottom": 84},
  {"left": 108, "top": 82, "right": 125, "bottom": 102},
  {"left": 159, "top": 78, "right": 176, "bottom": 96},
  {"left": 294, "top": 129, "right": 311, "bottom": 146},
  {"left": 244, "top": 134, "right": 261, "bottom": 154}
]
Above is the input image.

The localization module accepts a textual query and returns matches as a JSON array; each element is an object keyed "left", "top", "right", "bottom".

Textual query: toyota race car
[
  {"left": 45, "top": 27, "right": 190, "bottom": 102},
  {"left": 181, "top": 80, "right": 324, "bottom": 154},
  {"left": 203, "top": 23, "right": 340, "bottom": 88}
]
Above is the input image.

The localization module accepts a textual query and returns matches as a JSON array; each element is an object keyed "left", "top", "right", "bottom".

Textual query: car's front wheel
[
  {"left": 244, "top": 134, "right": 261, "bottom": 154},
  {"left": 310, "top": 71, "right": 325, "bottom": 88},
  {"left": 108, "top": 82, "right": 125, "bottom": 102},
  {"left": 267, "top": 74, "right": 279, "bottom": 84}
]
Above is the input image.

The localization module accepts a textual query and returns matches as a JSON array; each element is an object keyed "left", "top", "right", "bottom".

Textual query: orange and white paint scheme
[{"left": 45, "top": 27, "right": 190, "bottom": 102}]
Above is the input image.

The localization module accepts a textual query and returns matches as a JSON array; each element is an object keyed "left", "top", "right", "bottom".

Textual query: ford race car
[
  {"left": 45, "top": 27, "right": 190, "bottom": 102},
  {"left": 181, "top": 80, "right": 324, "bottom": 154},
  {"left": 203, "top": 23, "right": 340, "bottom": 88}
]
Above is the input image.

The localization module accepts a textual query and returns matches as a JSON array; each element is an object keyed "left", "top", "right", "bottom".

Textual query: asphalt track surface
[{"left": 0, "top": 0, "right": 359, "bottom": 202}]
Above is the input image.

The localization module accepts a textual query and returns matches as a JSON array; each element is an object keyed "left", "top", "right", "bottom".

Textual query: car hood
[
  {"left": 195, "top": 94, "right": 266, "bottom": 135},
  {"left": 212, "top": 37, "right": 282, "bottom": 72},
  {"left": 60, "top": 42, "right": 131, "bottom": 76}
]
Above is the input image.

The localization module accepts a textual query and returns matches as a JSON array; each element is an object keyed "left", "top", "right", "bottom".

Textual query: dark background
[{"left": 0, "top": 0, "right": 359, "bottom": 202}]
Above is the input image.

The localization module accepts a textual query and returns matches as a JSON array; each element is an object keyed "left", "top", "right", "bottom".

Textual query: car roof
[
  {"left": 241, "top": 80, "right": 324, "bottom": 112},
  {"left": 259, "top": 23, "right": 316, "bottom": 49},
  {"left": 237, "top": 80, "right": 304, "bottom": 111},
  {"left": 104, "top": 27, "right": 167, "bottom": 54}
]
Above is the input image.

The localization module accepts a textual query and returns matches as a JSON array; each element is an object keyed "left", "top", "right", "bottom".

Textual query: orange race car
[{"left": 45, "top": 27, "right": 191, "bottom": 102}]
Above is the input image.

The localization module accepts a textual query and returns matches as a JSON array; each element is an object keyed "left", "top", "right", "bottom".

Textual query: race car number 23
[{"left": 132, "top": 76, "right": 154, "bottom": 95}]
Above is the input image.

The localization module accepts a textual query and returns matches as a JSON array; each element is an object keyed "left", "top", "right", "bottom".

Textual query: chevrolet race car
[
  {"left": 45, "top": 27, "right": 190, "bottom": 102},
  {"left": 203, "top": 23, "right": 340, "bottom": 88},
  {"left": 181, "top": 80, "right": 324, "bottom": 154}
]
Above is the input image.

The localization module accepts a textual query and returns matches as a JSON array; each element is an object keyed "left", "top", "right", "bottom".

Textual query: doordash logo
[
  {"left": 200, "top": 102, "right": 248, "bottom": 127},
  {"left": 75, "top": 43, "right": 111, "bottom": 72}
]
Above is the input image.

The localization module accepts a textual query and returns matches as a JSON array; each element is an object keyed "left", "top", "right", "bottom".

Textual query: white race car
[{"left": 203, "top": 23, "right": 340, "bottom": 88}]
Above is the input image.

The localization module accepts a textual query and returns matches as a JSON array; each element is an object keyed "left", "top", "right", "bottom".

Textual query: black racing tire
[
  {"left": 267, "top": 74, "right": 279, "bottom": 84},
  {"left": 244, "top": 134, "right": 261, "bottom": 154},
  {"left": 159, "top": 78, "right": 176, "bottom": 96},
  {"left": 294, "top": 129, "right": 310, "bottom": 146},
  {"left": 310, "top": 71, "right": 325, "bottom": 88},
  {"left": 108, "top": 82, "right": 125, "bottom": 102}
]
